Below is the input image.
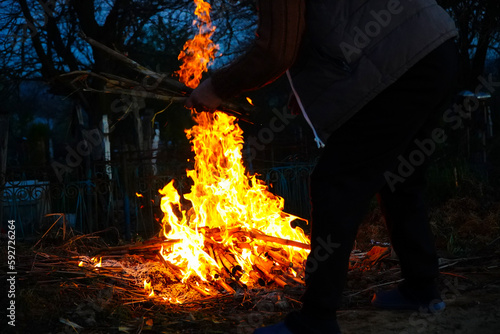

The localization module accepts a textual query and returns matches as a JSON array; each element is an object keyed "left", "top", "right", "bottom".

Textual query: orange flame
[
  {"left": 146, "top": 1, "right": 309, "bottom": 301},
  {"left": 144, "top": 280, "right": 155, "bottom": 297},
  {"left": 91, "top": 257, "right": 102, "bottom": 268},
  {"left": 176, "top": 0, "right": 218, "bottom": 88},
  {"left": 158, "top": 112, "right": 309, "bottom": 288}
]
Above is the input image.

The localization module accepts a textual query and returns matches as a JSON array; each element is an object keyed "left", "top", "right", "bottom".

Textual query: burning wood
[
  {"left": 124, "top": 109, "right": 310, "bottom": 301},
  {"left": 82, "top": 214, "right": 308, "bottom": 303}
]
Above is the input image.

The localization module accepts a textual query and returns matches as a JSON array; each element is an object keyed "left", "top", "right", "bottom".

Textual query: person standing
[{"left": 187, "top": 1, "right": 459, "bottom": 333}]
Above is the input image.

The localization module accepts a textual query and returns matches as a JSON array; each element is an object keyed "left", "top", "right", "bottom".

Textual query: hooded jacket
[{"left": 211, "top": 0, "right": 458, "bottom": 143}]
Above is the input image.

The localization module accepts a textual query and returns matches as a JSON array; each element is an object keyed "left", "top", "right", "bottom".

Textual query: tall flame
[
  {"left": 153, "top": 0, "right": 309, "bottom": 300},
  {"left": 176, "top": 0, "right": 218, "bottom": 88},
  {"left": 159, "top": 112, "right": 309, "bottom": 286}
]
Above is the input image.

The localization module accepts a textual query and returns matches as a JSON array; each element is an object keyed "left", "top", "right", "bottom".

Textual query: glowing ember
[
  {"left": 246, "top": 97, "right": 254, "bottom": 106},
  {"left": 78, "top": 257, "right": 102, "bottom": 269},
  {"left": 92, "top": 257, "right": 102, "bottom": 268},
  {"left": 144, "top": 280, "right": 155, "bottom": 297},
  {"left": 176, "top": 0, "right": 218, "bottom": 88}
]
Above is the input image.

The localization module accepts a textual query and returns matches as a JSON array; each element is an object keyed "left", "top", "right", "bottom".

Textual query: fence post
[{"left": 120, "top": 152, "right": 131, "bottom": 241}]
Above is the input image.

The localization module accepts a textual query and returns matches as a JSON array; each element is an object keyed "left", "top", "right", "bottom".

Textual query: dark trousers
[{"left": 300, "top": 39, "right": 458, "bottom": 319}]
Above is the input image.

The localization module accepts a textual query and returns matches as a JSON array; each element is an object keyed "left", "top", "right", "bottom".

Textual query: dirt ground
[
  {"left": 1, "top": 241, "right": 499, "bottom": 334},
  {"left": 242, "top": 256, "right": 500, "bottom": 334},
  {"left": 338, "top": 266, "right": 500, "bottom": 334},
  {"left": 1, "top": 197, "right": 500, "bottom": 334}
]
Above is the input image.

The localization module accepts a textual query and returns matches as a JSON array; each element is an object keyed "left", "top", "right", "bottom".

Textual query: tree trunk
[{"left": 0, "top": 113, "right": 9, "bottom": 224}]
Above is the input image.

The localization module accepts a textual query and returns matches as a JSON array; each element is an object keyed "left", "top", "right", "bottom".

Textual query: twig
[
  {"left": 78, "top": 32, "right": 255, "bottom": 122},
  {"left": 487, "top": 236, "right": 500, "bottom": 246},
  {"left": 81, "top": 87, "right": 253, "bottom": 122},
  {"left": 81, "top": 33, "right": 178, "bottom": 88},
  {"left": 33, "top": 213, "right": 66, "bottom": 248},
  {"left": 344, "top": 278, "right": 405, "bottom": 298},
  {"left": 82, "top": 87, "right": 186, "bottom": 103},
  {"left": 94, "top": 239, "right": 180, "bottom": 256}
]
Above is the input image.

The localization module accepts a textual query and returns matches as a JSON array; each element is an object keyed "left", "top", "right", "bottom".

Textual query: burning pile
[
  {"left": 78, "top": 112, "right": 311, "bottom": 303},
  {"left": 151, "top": 111, "right": 309, "bottom": 300},
  {"left": 78, "top": 0, "right": 310, "bottom": 303},
  {"left": 151, "top": 0, "right": 309, "bottom": 301}
]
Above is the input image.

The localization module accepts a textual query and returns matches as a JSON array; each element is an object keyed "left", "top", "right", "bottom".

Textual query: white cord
[{"left": 286, "top": 70, "right": 325, "bottom": 148}]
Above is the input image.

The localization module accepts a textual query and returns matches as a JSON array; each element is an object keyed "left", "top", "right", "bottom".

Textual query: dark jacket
[
  {"left": 291, "top": 0, "right": 458, "bottom": 142},
  {"left": 210, "top": 0, "right": 458, "bottom": 144}
]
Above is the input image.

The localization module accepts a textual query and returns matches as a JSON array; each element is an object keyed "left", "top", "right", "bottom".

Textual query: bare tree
[
  {"left": 0, "top": 0, "right": 257, "bottom": 157},
  {"left": 1, "top": 0, "right": 256, "bottom": 91},
  {"left": 438, "top": 0, "right": 500, "bottom": 88}
]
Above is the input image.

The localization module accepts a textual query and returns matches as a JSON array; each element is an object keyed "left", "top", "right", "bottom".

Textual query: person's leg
[
  {"left": 255, "top": 39, "right": 457, "bottom": 333},
  {"left": 377, "top": 142, "right": 440, "bottom": 302},
  {"left": 288, "top": 39, "right": 458, "bottom": 332}
]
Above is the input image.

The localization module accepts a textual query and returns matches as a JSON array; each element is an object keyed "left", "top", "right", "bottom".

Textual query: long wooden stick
[
  {"left": 94, "top": 239, "right": 180, "bottom": 256},
  {"left": 82, "top": 33, "right": 180, "bottom": 88},
  {"left": 77, "top": 32, "right": 256, "bottom": 121},
  {"left": 231, "top": 229, "right": 311, "bottom": 250}
]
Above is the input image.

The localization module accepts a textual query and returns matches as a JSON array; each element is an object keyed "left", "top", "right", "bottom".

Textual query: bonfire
[{"left": 78, "top": 0, "right": 310, "bottom": 303}]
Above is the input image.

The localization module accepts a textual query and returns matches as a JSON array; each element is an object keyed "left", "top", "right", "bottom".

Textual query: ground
[
  {"left": 1, "top": 197, "right": 500, "bottom": 334},
  {"left": 339, "top": 263, "right": 500, "bottom": 334},
  {"left": 2, "top": 244, "right": 499, "bottom": 334}
]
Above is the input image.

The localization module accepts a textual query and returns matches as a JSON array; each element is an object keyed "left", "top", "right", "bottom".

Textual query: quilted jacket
[{"left": 210, "top": 0, "right": 458, "bottom": 144}]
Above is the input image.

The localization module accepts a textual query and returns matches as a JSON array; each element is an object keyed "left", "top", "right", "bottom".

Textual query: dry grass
[
  {"left": 3, "top": 194, "right": 500, "bottom": 334},
  {"left": 430, "top": 197, "right": 500, "bottom": 255}
]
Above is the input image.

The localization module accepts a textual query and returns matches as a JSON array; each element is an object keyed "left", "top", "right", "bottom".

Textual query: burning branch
[
  {"left": 238, "top": 229, "right": 310, "bottom": 250},
  {"left": 59, "top": 34, "right": 254, "bottom": 121}
]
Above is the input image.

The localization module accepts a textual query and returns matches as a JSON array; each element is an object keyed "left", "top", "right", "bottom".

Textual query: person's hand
[{"left": 185, "top": 78, "right": 223, "bottom": 112}]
